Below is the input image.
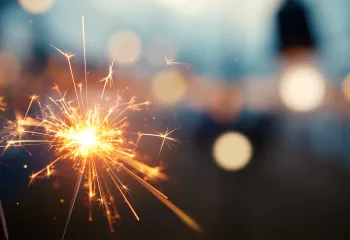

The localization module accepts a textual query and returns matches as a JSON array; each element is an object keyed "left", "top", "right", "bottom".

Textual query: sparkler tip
[{"left": 31, "top": 94, "right": 38, "bottom": 100}]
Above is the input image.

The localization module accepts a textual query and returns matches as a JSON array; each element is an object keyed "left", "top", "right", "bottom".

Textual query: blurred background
[{"left": 1, "top": 0, "right": 350, "bottom": 239}]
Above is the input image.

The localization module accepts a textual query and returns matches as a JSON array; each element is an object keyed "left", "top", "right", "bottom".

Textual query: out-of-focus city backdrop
[{"left": 2, "top": 0, "right": 350, "bottom": 239}]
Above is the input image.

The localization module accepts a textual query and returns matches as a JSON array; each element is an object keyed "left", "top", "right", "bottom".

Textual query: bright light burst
[{"left": 0, "top": 16, "right": 200, "bottom": 238}]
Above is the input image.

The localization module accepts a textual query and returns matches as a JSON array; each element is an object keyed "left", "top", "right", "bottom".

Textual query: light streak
[
  {"left": 0, "top": 198, "right": 8, "bottom": 240},
  {"left": 165, "top": 55, "right": 187, "bottom": 66},
  {"left": 140, "top": 126, "right": 182, "bottom": 159},
  {"left": 99, "top": 57, "right": 115, "bottom": 99},
  {"left": 0, "top": 16, "right": 200, "bottom": 238},
  {"left": 82, "top": 15, "right": 88, "bottom": 104}
]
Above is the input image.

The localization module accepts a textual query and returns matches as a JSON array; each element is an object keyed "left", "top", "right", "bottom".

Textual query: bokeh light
[
  {"left": 187, "top": 76, "right": 211, "bottom": 111},
  {"left": 213, "top": 132, "right": 252, "bottom": 171},
  {"left": 52, "top": 180, "right": 60, "bottom": 189},
  {"left": 108, "top": 31, "right": 142, "bottom": 66},
  {"left": 155, "top": 0, "right": 204, "bottom": 15},
  {"left": 0, "top": 52, "right": 21, "bottom": 86},
  {"left": 342, "top": 73, "right": 350, "bottom": 101},
  {"left": 18, "top": 0, "right": 55, "bottom": 14},
  {"left": 279, "top": 65, "right": 326, "bottom": 112},
  {"left": 207, "top": 84, "right": 241, "bottom": 122},
  {"left": 151, "top": 70, "right": 187, "bottom": 106}
]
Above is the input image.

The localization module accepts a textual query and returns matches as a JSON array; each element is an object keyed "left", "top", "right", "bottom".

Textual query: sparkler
[{"left": 0, "top": 16, "right": 200, "bottom": 238}]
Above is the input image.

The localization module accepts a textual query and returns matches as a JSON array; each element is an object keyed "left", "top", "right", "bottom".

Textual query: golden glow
[
  {"left": 108, "top": 31, "right": 142, "bottom": 66},
  {"left": 213, "top": 132, "right": 252, "bottom": 171},
  {"left": 65, "top": 128, "right": 98, "bottom": 156},
  {"left": 279, "top": 65, "right": 326, "bottom": 112},
  {"left": 77, "top": 129, "right": 97, "bottom": 147},
  {"left": 18, "top": 0, "right": 55, "bottom": 14},
  {"left": 152, "top": 70, "right": 187, "bottom": 106},
  {"left": 342, "top": 73, "right": 350, "bottom": 101},
  {"left": 0, "top": 16, "right": 200, "bottom": 236}
]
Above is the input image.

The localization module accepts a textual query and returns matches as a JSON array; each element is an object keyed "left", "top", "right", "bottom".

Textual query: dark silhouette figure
[{"left": 277, "top": 0, "right": 315, "bottom": 52}]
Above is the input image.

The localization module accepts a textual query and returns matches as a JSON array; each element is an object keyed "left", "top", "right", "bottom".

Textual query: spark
[
  {"left": 24, "top": 94, "right": 38, "bottom": 119},
  {"left": 99, "top": 57, "right": 115, "bottom": 99},
  {"left": 165, "top": 55, "right": 187, "bottom": 66},
  {"left": 0, "top": 15, "right": 201, "bottom": 238},
  {"left": 140, "top": 126, "right": 182, "bottom": 159}
]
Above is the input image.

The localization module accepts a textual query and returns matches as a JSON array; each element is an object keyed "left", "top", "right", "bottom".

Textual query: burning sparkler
[{"left": 0, "top": 16, "right": 200, "bottom": 238}]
